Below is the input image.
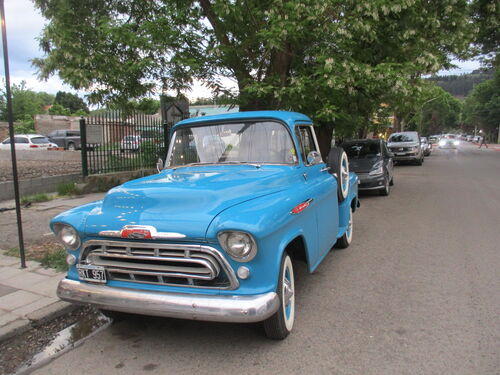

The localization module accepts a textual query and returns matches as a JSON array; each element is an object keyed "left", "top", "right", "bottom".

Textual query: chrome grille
[{"left": 80, "top": 240, "right": 238, "bottom": 289}]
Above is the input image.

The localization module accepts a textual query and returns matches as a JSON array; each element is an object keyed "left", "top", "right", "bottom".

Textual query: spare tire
[{"left": 327, "top": 147, "right": 349, "bottom": 202}]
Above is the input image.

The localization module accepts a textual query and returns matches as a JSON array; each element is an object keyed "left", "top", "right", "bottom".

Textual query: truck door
[{"left": 295, "top": 125, "right": 339, "bottom": 265}]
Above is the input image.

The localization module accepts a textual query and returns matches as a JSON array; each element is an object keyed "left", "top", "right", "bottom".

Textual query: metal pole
[
  {"left": 79, "top": 118, "right": 88, "bottom": 176},
  {"left": 1, "top": 0, "right": 26, "bottom": 268}
]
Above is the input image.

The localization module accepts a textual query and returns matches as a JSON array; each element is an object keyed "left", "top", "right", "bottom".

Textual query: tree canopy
[
  {"left": 54, "top": 91, "right": 89, "bottom": 113},
  {"left": 32, "top": 0, "right": 477, "bottom": 152}
]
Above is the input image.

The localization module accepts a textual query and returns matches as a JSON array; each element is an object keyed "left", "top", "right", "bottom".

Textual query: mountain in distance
[{"left": 427, "top": 69, "right": 494, "bottom": 98}]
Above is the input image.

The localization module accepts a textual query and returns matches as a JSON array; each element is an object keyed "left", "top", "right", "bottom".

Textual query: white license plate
[{"left": 77, "top": 264, "right": 106, "bottom": 283}]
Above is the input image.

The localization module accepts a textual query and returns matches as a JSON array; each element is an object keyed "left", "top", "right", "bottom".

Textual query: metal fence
[{"left": 80, "top": 111, "right": 169, "bottom": 176}]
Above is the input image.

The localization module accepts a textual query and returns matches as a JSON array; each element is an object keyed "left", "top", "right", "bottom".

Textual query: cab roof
[{"left": 173, "top": 110, "right": 312, "bottom": 131}]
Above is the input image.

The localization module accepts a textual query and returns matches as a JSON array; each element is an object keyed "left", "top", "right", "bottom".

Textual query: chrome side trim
[
  {"left": 57, "top": 279, "right": 279, "bottom": 323},
  {"left": 80, "top": 240, "right": 239, "bottom": 290}
]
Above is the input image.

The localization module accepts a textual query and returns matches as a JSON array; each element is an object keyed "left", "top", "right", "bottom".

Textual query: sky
[{"left": 1, "top": 0, "right": 482, "bottom": 101}]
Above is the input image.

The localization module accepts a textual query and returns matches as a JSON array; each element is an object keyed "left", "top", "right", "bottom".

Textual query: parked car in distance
[
  {"left": 0, "top": 134, "right": 58, "bottom": 150},
  {"left": 387, "top": 131, "right": 424, "bottom": 165},
  {"left": 466, "top": 135, "right": 474, "bottom": 142},
  {"left": 438, "top": 138, "right": 458, "bottom": 149},
  {"left": 53, "top": 111, "right": 360, "bottom": 340},
  {"left": 420, "top": 137, "right": 432, "bottom": 156},
  {"left": 341, "top": 139, "right": 394, "bottom": 196},
  {"left": 48, "top": 129, "right": 81, "bottom": 150},
  {"left": 429, "top": 135, "right": 439, "bottom": 144},
  {"left": 120, "top": 135, "right": 142, "bottom": 152}
]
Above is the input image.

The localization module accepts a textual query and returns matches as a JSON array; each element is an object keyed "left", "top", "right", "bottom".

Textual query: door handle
[{"left": 320, "top": 166, "right": 331, "bottom": 172}]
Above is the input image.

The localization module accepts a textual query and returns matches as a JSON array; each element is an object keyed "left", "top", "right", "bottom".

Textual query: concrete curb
[{"left": 0, "top": 300, "right": 78, "bottom": 343}]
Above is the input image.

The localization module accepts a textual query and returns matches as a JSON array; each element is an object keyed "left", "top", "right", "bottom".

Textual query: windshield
[
  {"left": 388, "top": 134, "right": 417, "bottom": 143},
  {"left": 166, "top": 121, "right": 297, "bottom": 167},
  {"left": 343, "top": 142, "right": 380, "bottom": 159},
  {"left": 31, "top": 137, "right": 51, "bottom": 144}
]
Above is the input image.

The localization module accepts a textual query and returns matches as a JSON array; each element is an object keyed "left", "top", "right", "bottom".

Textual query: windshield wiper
[
  {"left": 219, "top": 161, "right": 261, "bottom": 168},
  {"left": 169, "top": 162, "right": 216, "bottom": 170}
]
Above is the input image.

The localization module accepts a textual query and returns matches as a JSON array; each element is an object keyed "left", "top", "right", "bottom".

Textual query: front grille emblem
[{"left": 99, "top": 225, "right": 186, "bottom": 239}]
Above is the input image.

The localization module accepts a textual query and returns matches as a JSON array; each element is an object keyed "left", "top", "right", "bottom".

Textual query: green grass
[
  {"left": 57, "top": 182, "right": 82, "bottom": 196},
  {"left": 4, "top": 247, "right": 20, "bottom": 257},
  {"left": 39, "top": 248, "right": 68, "bottom": 272},
  {"left": 3, "top": 244, "right": 68, "bottom": 272},
  {"left": 20, "top": 193, "right": 52, "bottom": 205}
]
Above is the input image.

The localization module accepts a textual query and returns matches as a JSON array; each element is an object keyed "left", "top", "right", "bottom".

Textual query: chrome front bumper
[{"left": 57, "top": 279, "right": 279, "bottom": 323}]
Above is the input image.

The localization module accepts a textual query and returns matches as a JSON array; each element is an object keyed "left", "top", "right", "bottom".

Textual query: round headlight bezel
[
  {"left": 218, "top": 231, "right": 257, "bottom": 262},
  {"left": 54, "top": 223, "right": 81, "bottom": 250}
]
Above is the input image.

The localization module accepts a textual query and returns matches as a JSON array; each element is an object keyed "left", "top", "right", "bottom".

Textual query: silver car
[
  {"left": 387, "top": 131, "right": 424, "bottom": 165},
  {"left": 420, "top": 137, "right": 432, "bottom": 156}
]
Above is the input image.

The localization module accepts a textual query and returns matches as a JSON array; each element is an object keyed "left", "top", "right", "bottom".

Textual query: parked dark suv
[
  {"left": 48, "top": 129, "right": 81, "bottom": 150},
  {"left": 341, "top": 139, "right": 394, "bottom": 196}
]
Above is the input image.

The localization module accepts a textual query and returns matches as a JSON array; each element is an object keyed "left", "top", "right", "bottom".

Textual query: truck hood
[{"left": 84, "top": 166, "right": 296, "bottom": 240}]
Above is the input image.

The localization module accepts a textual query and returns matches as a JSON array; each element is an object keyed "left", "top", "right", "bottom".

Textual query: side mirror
[
  {"left": 306, "top": 151, "right": 322, "bottom": 165},
  {"left": 156, "top": 158, "right": 164, "bottom": 172}
]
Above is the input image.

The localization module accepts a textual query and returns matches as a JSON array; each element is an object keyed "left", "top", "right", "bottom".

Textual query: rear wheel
[
  {"left": 335, "top": 208, "right": 353, "bottom": 249},
  {"left": 327, "top": 147, "right": 349, "bottom": 202},
  {"left": 263, "top": 253, "right": 295, "bottom": 340},
  {"left": 67, "top": 142, "right": 76, "bottom": 151}
]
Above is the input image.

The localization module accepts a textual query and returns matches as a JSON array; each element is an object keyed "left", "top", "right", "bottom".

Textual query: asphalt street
[{"left": 34, "top": 142, "right": 499, "bottom": 375}]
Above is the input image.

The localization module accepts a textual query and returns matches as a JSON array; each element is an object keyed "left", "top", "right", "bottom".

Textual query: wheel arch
[{"left": 278, "top": 233, "right": 311, "bottom": 272}]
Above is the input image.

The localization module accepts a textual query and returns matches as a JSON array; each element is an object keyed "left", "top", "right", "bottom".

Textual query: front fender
[
  {"left": 206, "top": 190, "right": 318, "bottom": 295},
  {"left": 50, "top": 200, "right": 103, "bottom": 281}
]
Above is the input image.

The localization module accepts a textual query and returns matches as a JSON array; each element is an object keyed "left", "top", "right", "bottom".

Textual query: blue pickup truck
[{"left": 54, "top": 111, "right": 359, "bottom": 339}]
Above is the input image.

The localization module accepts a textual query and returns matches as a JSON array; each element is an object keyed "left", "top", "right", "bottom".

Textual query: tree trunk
[{"left": 316, "top": 122, "right": 334, "bottom": 158}]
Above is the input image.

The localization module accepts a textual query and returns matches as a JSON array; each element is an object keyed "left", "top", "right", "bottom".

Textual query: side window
[
  {"left": 2, "top": 138, "right": 10, "bottom": 144},
  {"left": 14, "top": 137, "right": 29, "bottom": 144},
  {"left": 295, "top": 125, "right": 317, "bottom": 164},
  {"left": 68, "top": 131, "right": 80, "bottom": 137}
]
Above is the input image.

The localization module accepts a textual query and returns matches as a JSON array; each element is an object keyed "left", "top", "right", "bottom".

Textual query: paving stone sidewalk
[
  {"left": 0, "top": 193, "right": 106, "bottom": 341},
  {"left": 0, "top": 253, "right": 72, "bottom": 341}
]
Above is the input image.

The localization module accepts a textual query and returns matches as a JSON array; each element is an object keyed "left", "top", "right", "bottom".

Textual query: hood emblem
[{"left": 99, "top": 225, "right": 186, "bottom": 240}]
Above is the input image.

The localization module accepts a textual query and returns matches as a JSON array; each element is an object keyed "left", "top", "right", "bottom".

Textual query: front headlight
[
  {"left": 218, "top": 231, "right": 257, "bottom": 262},
  {"left": 439, "top": 140, "right": 446, "bottom": 146},
  {"left": 369, "top": 166, "right": 384, "bottom": 176},
  {"left": 369, "top": 161, "right": 384, "bottom": 176},
  {"left": 54, "top": 223, "right": 81, "bottom": 250},
  {"left": 454, "top": 140, "right": 459, "bottom": 146}
]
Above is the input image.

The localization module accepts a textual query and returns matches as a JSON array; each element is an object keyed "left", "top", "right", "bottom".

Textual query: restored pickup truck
[{"left": 53, "top": 111, "right": 359, "bottom": 339}]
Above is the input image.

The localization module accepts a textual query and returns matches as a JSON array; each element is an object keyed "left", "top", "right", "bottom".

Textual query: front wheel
[
  {"left": 67, "top": 143, "right": 76, "bottom": 151},
  {"left": 335, "top": 208, "right": 353, "bottom": 249},
  {"left": 379, "top": 176, "right": 390, "bottom": 196},
  {"left": 263, "top": 253, "right": 295, "bottom": 340}
]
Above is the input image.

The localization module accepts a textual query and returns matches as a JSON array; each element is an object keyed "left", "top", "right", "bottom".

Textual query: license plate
[{"left": 77, "top": 264, "right": 106, "bottom": 283}]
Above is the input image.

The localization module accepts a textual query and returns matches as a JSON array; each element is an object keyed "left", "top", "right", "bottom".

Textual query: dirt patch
[{"left": 0, "top": 160, "right": 81, "bottom": 182}]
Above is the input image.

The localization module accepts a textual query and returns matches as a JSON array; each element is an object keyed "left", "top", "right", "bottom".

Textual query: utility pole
[{"left": 1, "top": 0, "right": 26, "bottom": 268}]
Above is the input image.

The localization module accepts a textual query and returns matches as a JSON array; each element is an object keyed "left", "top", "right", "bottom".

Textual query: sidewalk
[
  {"left": 0, "top": 253, "right": 71, "bottom": 341},
  {"left": 0, "top": 193, "right": 106, "bottom": 341}
]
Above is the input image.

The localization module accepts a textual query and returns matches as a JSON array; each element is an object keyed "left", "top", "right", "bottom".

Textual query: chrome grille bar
[{"left": 80, "top": 240, "right": 239, "bottom": 290}]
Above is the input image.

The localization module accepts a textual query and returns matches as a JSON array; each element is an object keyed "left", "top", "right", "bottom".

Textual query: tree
[
  {"left": 54, "top": 91, "right": 89, "bottom": 113},
  {"left": 48, "top": 103, "right": 72, "bottom": 116},
  {"left": 463, "top": 71, "right": 500, "bottom": 141},
  {"left": 0, "top": 81, "right": 54, "bottom": 122},
  {"left": 33, "top": 0, "right": 474, "bottom": 154},
  {"left": 470, "top": 0, "right": 500, "bottom": 67}
]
